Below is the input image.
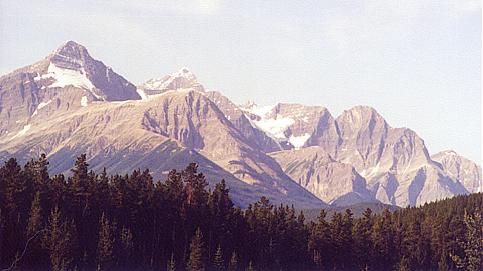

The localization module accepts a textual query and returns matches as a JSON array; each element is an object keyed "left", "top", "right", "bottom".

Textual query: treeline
[{"left": 0, "top": 154, "right": 481, "bottom": 271}]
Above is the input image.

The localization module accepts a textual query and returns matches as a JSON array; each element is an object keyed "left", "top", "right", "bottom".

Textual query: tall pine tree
[
  {"left": 167, "top": 252, "right": 176, "bottom": 271},
  {"left": 44, "top": 206, "right": 74, "bottom": 271},
  {"left": 187, "top": 228, "right": 206, "bottom": 271},
  {"left": 97, "top": 213, "right": 114, "bottom": 271},
  {"left": 228, "top": 251, "right": 238, "bottom": 271},
  {"left": 450, "top": 211, "right": 482, "bottom": 271},
  {"left": 212, "top": 244, "right": 224, "bottom": 271},
  {"left": 25, "top": 192, "right": 46, "bottom": 268}
]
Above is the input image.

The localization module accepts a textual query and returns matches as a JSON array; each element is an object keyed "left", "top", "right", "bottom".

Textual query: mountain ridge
[{"left": 0, "top": 41, "right": 480, "bottom": 208}]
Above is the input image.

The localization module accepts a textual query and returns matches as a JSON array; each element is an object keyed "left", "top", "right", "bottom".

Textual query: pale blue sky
[{"left": 1, "top": 0, "right": 481, "bottom": 163}]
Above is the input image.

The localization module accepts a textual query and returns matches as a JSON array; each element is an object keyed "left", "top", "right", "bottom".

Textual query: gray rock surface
[{"left": 0, "top": 41, "right": 479, "bottom": 207}]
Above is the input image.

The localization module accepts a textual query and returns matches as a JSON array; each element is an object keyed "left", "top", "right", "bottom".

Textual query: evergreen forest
[{"left": 0, "top": 154, "right": 481, "bottom": 271}]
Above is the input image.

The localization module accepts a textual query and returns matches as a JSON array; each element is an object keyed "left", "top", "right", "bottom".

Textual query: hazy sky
[{"left": 1, "top": 0, "right": 481, "bottom": 163}]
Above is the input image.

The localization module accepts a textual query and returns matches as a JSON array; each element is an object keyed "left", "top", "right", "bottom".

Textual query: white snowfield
[
  {"left": 241, "top": 104, "right": 311, "bottom": 148},
  {"left": 32, "top": 99, "right": 52, "bottom": 116},
  {"left": 10, "top": 124, "right": 31, "bottom": 140},
  {"left": 136, "top": 88, "right": 148, "bottom": 100},
  {"left": 0, "top": 40, "right": 480, "bottom": 208},
  {"left": 80, "top": 96, "right": 88, "bottom": 107},
  {"left": 37, "top": 63, "right": 96, "bottom": 91},
  {"left": 289, "top": 133, "right": 311, "bottom": 149}
]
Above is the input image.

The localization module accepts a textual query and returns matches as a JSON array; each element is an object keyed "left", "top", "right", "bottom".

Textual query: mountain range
[{"left": 0, "top": 41, "right": 480, "bottom": 208}]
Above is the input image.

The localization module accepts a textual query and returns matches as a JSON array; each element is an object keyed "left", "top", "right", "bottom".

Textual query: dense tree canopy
[{"left": 0, "top": 155, "right": 481, "bottom": 271}]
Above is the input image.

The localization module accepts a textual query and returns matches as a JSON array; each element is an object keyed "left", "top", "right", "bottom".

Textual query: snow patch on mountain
[
  {"left": 255, "top": 116, "right": 295, "bottom": 139},
  {"left": 360, "top": 162, "right": 381, "bottom": 179},
  {"left": 32, "top": 99, "right": 52, "bottom": 116},
  {"left": 40, "top": 63, "right": 96, "bottom": 90},
  {"left": 289, "top": 133, "right": 310, "bottom": 149},
  {"left": 80, "top": 96, "right": 88, "bottom": 107},
  {"left": 10, "top": 124, "right": 31, "bottom": 140},
  {"left": 242, "top": 103, "right": 304, "bottom": 143},
  {"left": 136, "top": 88, "right": 148, "bottom": 100}
]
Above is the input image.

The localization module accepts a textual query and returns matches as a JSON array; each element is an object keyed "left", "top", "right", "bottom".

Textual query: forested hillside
[{"left": 0, "top": 154, "right": 481, "bottom": 271}]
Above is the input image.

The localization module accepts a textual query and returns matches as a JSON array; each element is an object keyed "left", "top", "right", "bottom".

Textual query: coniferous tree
[
  {"left": 395, "top": 256, "right": 411, "bottom": 271},
  {"left": 209, "top": 179, "right": 234, "bottom": 258},
  {"left": 1, "top": 158, "right": 30, "bottom": 263},
  {"left": 329, "top": 212, "right": 345, "bottom": 269},
  {"left": 167, "top": 252, "right": 176, "bottom": 271},
  {"left": 27, "top": 192, "right": 42, "bottom": 237},
  {"left": 24, "top": 154, "right": 49, "bottom": 206},
  {"left": 187, "top": 228, "right": 205, "bottom": 271},
  {"left": 438, "top": 255, "right": 451, "bottom": 271},
  {"left": 0, "top": 154, "right": 481, "bottom": 271},
  {"left": 44, "top": 206, "right": 74, "bottom": 271},
  {"left": 353, "top": 208, "right": 373, "bottom": 270},
  {"left": 450, "top": 211, "right": 482, "bottom": 271},
  {"left": 69, "top": 154, "right": 93, "bottom": 268},
  {"left": 341, "top": 209, "right": 354, "bottom": 270},
  {"left": 25, "top": 191, "right": 46, "bottom": 268},
  {"left": 371, "top": 209, "right": 396, "bottom": 270},
  {"left": 0, "top": 209, "right": 3, "bottom": 266},
  {"left": 213, "top": 244, "right": 224, "bottom": 271},
  {"left": 119, "top": 226, "right": 133, "bottom": 267},
  {"left": 97, "top": 213, "right": 114, "bottom": 271},
  {"left": 308, "top": 209, "right": 331, "bottom": 269},
  {"left": 227, "top": 251, "right": 238, "bottom": 271}
]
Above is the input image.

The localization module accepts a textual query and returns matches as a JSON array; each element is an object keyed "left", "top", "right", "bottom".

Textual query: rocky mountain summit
[
  {"left": 138, "top": 67, "right": 205, "bottom": 97},
  {"left": 0, "top": 41, "right": 140, "bottom": 135},
  {"left": 0, "top": 41, "right": 480, "bottom": 207}
]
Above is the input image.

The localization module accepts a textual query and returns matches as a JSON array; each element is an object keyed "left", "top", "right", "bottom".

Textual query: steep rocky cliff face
[
  {"left": 240, "top": 103, "right": 474, "bottom": 206},
  {"left": 432, "top": 150, "right": 482, "bottom": 193},
  {"left": 269, "top": 146, "right": 374, "bottom": 206},
  {"left": 0, "top": 83, "right": 323, "bottom": 208},
  {"left": 0, "top": 41, "right": 479, "bottom": 208},
  {"left": 0, "top": 41, "right": 140, "bottom": 136}
]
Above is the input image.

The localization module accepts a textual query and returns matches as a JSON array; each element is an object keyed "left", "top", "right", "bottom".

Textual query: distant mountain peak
[
  {"left": 140, "top": 67, "right": 205, "bottom": 95},
  {"left": 442, "top": 150, "right": 458, "bottom": 156},
  {"left": 432, "top": 150, "right": 482, "bottom": 193},
  {"left": 241, "top": 100, "right": 258, "bottom": 110},
  {"left": 0, "top": 40, "right": 140, "bottom": 123},
  {"left": 344, "top": 105, "right": 380, "bottom": 116},
  {"left": 54, "top": 40, "right": 87, "bottom": 55},
  {"left": 337, "top": 105, "right": 388, "bottom": 129},
  {"left": 48, "top": 41, "right": 91, "bottom": 69},
  {"left": 0, "top": 42, "right": 479, "bottom": 208},
  {"left": 176, "top": 66, "right": 194, "bottom": 75}
]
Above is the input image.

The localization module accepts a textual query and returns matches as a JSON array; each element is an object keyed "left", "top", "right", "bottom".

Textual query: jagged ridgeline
[
  {"left": 0, "top": 155, "right": 481, "bottom": 271},
  {"left": 0, "top": 41, "right": 480, "bottom": 210}
]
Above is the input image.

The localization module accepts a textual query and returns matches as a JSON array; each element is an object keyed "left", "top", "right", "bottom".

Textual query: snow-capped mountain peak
[
  {"left": 139, "top": 67, "right": 205, "bottom": 96},
  {"left": 53, "top": 40, "right": 88, "bottom": 59},
  {"left": 0, "top": 41, "right": 480, "bottom": 209},
  {"left": 174, "top": 66, "right": 196, "bottom": 79}
]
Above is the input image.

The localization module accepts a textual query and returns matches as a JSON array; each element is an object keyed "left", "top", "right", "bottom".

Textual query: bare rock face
[
  {"left": 137, "top": 90, "right": 324, "bottom": 208},
  {"left": 0, "top": 41, "right": 140, "bottom": 136},
  {"left": 0, "top": 84, "right": 325, "bottom": 208},
  {"left": 432, "top": 150, "right": 482, "bottom": 193},
  {"left": 49, "top": 41, "right": 140, "bottom": 101},
  {"left": 324, "top": 106, "right": 468, "bottom": 206},
  {"left": 244, "top": 102, "right": 475, "bottom": 206},
  {"left": 269, "top": 146, "right": 374, "bottom": 205},
  {"left": 205, "top": 91, "right": 281, "bottom": 153},
  {"left": 0, "top": 41, "right": 479, "bottom": 208}
]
